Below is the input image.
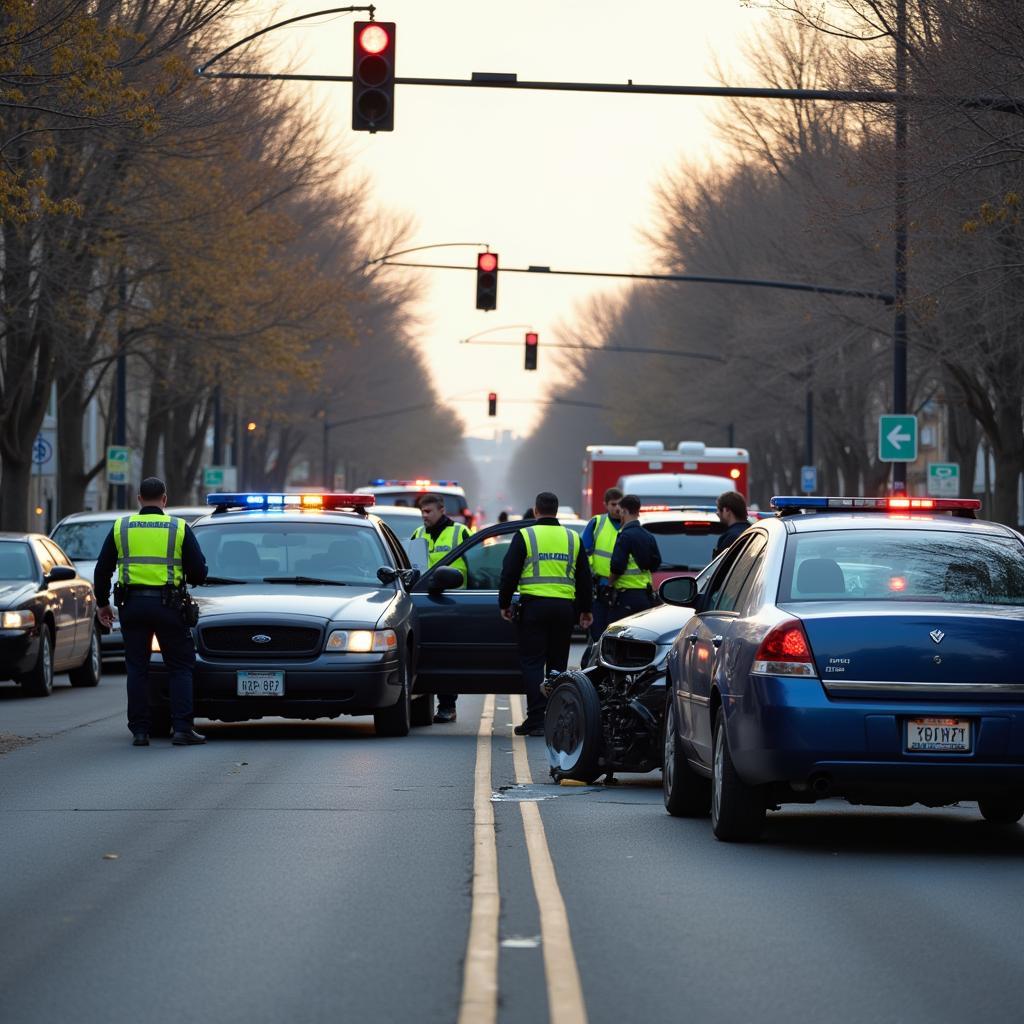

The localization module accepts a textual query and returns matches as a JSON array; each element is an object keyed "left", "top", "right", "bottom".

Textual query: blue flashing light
[{"left": 771, "top": 496, "right": 829, "bottom": 509}]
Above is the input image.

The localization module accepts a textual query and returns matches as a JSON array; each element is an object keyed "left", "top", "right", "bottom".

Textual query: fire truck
[{"left": 582, "top": 440, "right": 749, "bottom": 516}]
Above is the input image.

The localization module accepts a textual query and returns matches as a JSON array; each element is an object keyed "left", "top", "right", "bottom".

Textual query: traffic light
[
  {"left": 488, "top": 392, "right": 497, "bottom": 417},
  {"left": 476, "top": 252, "right": 498, "bottom": 311},
  {"left": 524, "top": 331, "right": 538, "bottom": 370},
  {"left": 352, "top": 21, "right": 396, "bottom": 132}
]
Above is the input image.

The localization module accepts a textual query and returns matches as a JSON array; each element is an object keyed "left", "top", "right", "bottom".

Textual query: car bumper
[
  {"left": 725, "top": 675, "right": 1024, "bottom": 797},
  {"left": 150, "top": 652, "right": 404, "bottom": 722},
  {"left": 0, "top": 630, "right": 39, "bottom": 679}
]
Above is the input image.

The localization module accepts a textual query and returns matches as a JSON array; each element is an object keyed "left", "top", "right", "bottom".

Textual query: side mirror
[
  {"left": 45, "top": 565, "right": 77, "bottom": 585},
  {"left": 428, "top": 566, "right": 464, "bottom": 593},
  {"left": 377, "top": 566, "right": 400, "bottom": 585},
  {"left": 659, "top": 575, "right": 698, "bottom": 606}
]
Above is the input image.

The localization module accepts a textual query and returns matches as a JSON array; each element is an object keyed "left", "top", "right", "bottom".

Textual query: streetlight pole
[{"left": 892, "top": 0, "right": 909, "bottom": 494}]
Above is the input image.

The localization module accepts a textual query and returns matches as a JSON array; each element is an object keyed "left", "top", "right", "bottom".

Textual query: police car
[
  {"left": 355, "top": 479, "right": 474, "bottom": 526},
  {"left": 147, "top": 493, "right": 533, "bottom": 737}
]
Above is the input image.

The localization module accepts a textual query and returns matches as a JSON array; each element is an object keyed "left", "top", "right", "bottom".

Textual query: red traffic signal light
[
  {"left": 488, "top": 392, "right": 497, "bottom": 417},
  {"left": 476, "top": 252, "right": 498, "bottom": 311},
  {"left": 524, "top": 331, "right": 538, "bottom": 371},
  {"left": 352, "top": 21, "right": 396, "bottom": 132}
]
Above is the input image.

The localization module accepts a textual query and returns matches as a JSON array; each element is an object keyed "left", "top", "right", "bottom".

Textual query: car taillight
[{"left": 752, "top": 619, "right": 817, "bottom": 677}]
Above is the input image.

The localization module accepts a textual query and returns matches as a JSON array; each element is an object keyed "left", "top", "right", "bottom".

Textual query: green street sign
[
  {"left": 927, "top": 462, "right": 959, "bottom": 497},
  {"left": 203, "top": 466, "right": 224, "bottom": 488},
  {"left": 106, "top": 445, "right": 131, "bottom": 485},
  {"left": 878, "top": 415, "right": 918, "bottom": 462}
]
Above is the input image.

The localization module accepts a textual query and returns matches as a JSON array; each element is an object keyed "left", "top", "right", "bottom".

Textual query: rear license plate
[
  {"left": 905, "top": 717, "right": 971, "bottom": 753},
  {"left": 237, "top": 670, "right": 284, "bottom": 696}
]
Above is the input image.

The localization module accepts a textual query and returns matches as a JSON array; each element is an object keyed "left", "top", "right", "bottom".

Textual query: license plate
[
  {"left": 237, "top": 670, "right": 284, "bottom": 696},
  {"left": 906, "top": 717, "right": 971, "bottom": 753}
]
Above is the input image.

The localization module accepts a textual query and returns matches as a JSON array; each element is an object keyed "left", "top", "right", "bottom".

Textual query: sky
[{"left": 258, "top": 1, "right": 777, "bottom": 437}]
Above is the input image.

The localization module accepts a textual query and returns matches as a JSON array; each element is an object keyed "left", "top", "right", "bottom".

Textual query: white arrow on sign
[{"left": 886, "top": 424, "right": 912, "bottom": 450}]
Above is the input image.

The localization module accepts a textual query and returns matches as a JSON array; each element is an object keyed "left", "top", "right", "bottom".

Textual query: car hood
[
  {"left": 192, "top": 585, "right": 396, "bottom": 624},
  {"left": 0, "top": 582, "right": 35, "bottom": 608},
  {"left": 604, "top": 601, "right": 693, "bottom": 644}
]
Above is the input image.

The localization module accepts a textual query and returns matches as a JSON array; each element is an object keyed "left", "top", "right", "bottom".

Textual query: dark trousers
[
  {"left": 120, "top": 596, "right": 197, "bottom": 734},
  {"left": 590, "top": 590, "right": 612, "bottom": 641},
  {"left": 437, "top": 692, "right": 457, "bottom": 711},
  {"left": 608, "top": 588, "right": 655, "bottom": 624},
  {"left": 518, "top": 597, "right": 575, "bottom": 724}
]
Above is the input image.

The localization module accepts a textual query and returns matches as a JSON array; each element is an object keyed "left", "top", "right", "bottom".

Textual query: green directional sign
[
  {"left": 878, "top": 414, "right": 918, "bottom": 462},
  {"left": 927, "top": 462, "right": 959, "bottom": 497},
  {"left": 203, "top": 466, "right": 225, "bottom": 489},
  {"left": 106, "top": 445, "right": 131, "bottom": 485}
]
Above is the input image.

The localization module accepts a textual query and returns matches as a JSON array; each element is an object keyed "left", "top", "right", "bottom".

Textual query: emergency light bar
[
  {"left": 206, "top": 493, "right": 376, "bottom": 511},
  {"left": 771, "top": 496, "right": 981, "bottom": 513},
  {"left": 368, "top": 479, "right": 460, "bottom": 487}
]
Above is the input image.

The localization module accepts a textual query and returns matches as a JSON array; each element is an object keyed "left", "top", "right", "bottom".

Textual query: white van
[{"left": 616, "top": 472, "right": 734, "bottom": 509}]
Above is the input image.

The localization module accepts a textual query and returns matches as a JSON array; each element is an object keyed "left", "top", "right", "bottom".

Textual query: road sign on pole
[
  {"left": 32, "top": 436, "right": 53, "bottom": 466},
  {"left": 927, "top": 462, "right": 959, "bottom": 497},
  {"left": 800, "top": 465, "right": 817, "bottom": 494},
  {"left": 878, "top": 414, "right": 918, "bottom": 462},
  {"left": 106, "top": 445, "right": 131, "bottom": 485},
  {"left": 203, "top": 465, "right": 236, "bottom": 491}
]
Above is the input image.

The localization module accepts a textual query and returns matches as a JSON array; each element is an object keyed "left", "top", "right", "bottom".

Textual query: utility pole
[{"left": 891, "top": 0, "right": 909, "bottom": 494}]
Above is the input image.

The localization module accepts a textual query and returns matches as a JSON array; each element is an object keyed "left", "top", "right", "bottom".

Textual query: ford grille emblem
[
  {"left": 929, "top": 629, "right": 945, "bottom": 645},
  {"left": 252, "top": 634, "right": 272, "bottom": 644}
]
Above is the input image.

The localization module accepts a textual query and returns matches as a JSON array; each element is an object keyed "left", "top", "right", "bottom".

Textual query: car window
[
  {"left": 194, "top": 522, "right": 390, "bottom": 584},
  {"left": 51, "top": 519, "right": 114, "bottom": 560},
  {"left": 42, "top": 539, "right": 72, "bottom": 568},
  {"left": 709, "top": 532, "right": 767, "bottom": 612},
  {"left": 644, "top": 519, "right": 724, "bottom": 570},
  {"left": 460, "top": 534, "right": 513, "bottom": 590},
  {"left": 374, "top": 521, "right": 409, "bottom": 570},
  {"left": 31, "top": 539, "right": 55, "bottom": 575},
  {"left": 373, "top": 492, "right": 467, "bottom": 517},
  {"left": 704, "top": 533, "right": 755, "bottom": 610},
  {"left": 779, "top": 529, "right": 1024, "bottom": 604},
  {"left": 372, "top": 510, "right": 424, "bottom": 539},
  {"left": 0, "top": 541, "right": 36, "bottom": 580}
]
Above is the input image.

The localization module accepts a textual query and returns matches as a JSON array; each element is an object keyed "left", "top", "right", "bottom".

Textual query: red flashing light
[
  {"left": 525, "top": 332, "right": 538, "bottom": 346},
  {"left": 888, "top": 575, "right": 907, "bottom": 592},
  {"left": 358, "top": 23, "right": 391, "bottom": 54},
  {"left": 478, "top": 253, "right": 498, "bottom": 273}
]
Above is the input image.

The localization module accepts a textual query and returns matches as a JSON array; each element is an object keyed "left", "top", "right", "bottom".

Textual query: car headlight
[
  {"left": 2, "top": 609, "right": 35, "bottom": 630},
  {"left": 325, "top": 628, "right": 397, "bottom": 653},
  {"left": 151, "top": 635, "right": 161, "bottom": 653}
]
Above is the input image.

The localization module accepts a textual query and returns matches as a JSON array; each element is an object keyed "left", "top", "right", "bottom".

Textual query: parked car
[{"left": 0, "top": 533, "right": 101, "bottom": 696}]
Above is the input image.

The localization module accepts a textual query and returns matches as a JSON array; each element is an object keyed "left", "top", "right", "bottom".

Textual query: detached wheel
[
  {"left": 545, "top": 671, "right": 603, "bottom": 783},
  {"left": 68, "top": 623, "right": 102, "bottom": 687},
  {"left": 374, "top": 660, "right": 412, "bottom": 737},
  {"left": 410, "top": 691, "right": 434, "bottom": 727},
  {"left": 711, "top": 708, "right": 766, "bottom": 842},
  {"left": 978, "top": 795, "right": 1024, "bottom": 824},
  {"left": 19, "top": 627, "right": 54, "bottom": 697},
  {"left": 663, "top": 693, "right": 710, "bottom": 817}
]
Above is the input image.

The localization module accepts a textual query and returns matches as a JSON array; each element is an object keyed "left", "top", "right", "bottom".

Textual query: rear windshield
[
  {"left": 194, "top": 522, "right": 390, "bottom": 584},
  {"left": 637, "top": 494, "right": 720, "bottom": 508},
  {"left": 645, "top": 521, "right": 724, "bottom": 571},
  {"left": 51, "top": 520, "right": 113, "bottom": 561},
  {"left": 780, "top": 529, "right": 1024, "bottom": 604},
  {"left": 373, "top": 492, "right": 467, "bottom": 517}
]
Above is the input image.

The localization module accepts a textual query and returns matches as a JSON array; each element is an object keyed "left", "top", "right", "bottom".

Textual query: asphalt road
[{"left": 3, "top": 662, "right": 1024, "bottom": 1024}]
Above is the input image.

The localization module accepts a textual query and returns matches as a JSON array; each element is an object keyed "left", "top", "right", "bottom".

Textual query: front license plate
[
  {"left": 906, "top": 717, "right": 971, "bottom": 753},
  {"left": 237, "top": 670, "right": 284, "bottom": 696}
]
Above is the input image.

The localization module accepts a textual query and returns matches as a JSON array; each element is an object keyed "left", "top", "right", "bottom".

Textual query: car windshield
[
  {"left": 375, "top": 492, "right": 467, "bottom": 517},
  {"left": 51, "top": 520, "right": 113, "bottom": 560},
  {"left": 373, "top": 509, "right": 425, "bottom": 538},
  {"left": 645, "top": 521, "right": 724, "bottom": 569},
  {"left": 0, "top": 541, "right": 35, "bottom": 581},
  {"left": 194, "top": 522, "right": 391, "bottom": 585},
  {"left": 780, "top": 529, "right": 1024, "bottom": 604}
]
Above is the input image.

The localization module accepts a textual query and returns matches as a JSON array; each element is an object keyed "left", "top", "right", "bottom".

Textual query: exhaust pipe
[{"left": 810, "top": 774, "right": 832, "bottom": 798}]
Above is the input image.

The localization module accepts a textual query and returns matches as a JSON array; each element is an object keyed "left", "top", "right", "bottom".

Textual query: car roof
[
  {"left": 53, "top": 510, "right": 132, "bottom": 525},
  {"left": 193, "top": 509, "right": 378, "bottom": 528},
  {"left": 783, "top": 512, "right": 1017, "bottom": 538},
  {"left": 371, "top": 505, "right": 423, "bottom": 515},
  {"left": 0, "top": 532, "right": 38, "bottom": 542}
]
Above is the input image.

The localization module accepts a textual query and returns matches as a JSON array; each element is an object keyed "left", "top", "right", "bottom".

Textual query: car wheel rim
[
  {"left": 712, "top": 724, "right": 723, "bottom": 823},
  {"left": 42, "top": 635, "right": 52, "bottom": 687},
  {"left": 663, "top": 703, "right": 675, "bottom": 794},
  {"left": 91, "top": 632, "right": 100, "bottom": 676},
  {"left": 546, "top": 687, "right": 584, "bottom": 771}
]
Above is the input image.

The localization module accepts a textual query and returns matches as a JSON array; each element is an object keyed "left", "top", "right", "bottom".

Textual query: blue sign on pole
[
  {"left": 800, "top": 465, "right": 817, "bottom": 494},
  {"left": 32, "top": 436, "right": 53, "bottom": 466}
]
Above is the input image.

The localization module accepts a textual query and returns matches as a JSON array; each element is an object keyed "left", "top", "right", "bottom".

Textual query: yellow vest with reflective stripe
[
  {"left": 113, "top": 513, "right": 186, "bottom": 586},
  {"left": 412, "top": 522, "right": 469, "bottom": 588},
  {"left": 613, "top": 525, "right": 653, "bottom": 590},
  {"left": 588, "top": 514, "right": 620, "bottom": 580},
  {"left": 518, "top": 524, "right": 577, "bottom": 599}
]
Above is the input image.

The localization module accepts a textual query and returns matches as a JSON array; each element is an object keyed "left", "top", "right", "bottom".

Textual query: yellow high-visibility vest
[{"left": 113, "top": 513, "right": 185, "bottom": 586}]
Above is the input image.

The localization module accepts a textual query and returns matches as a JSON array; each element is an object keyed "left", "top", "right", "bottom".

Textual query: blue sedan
[{"left": 660, "top": 496, "right": 1024, "bottom": 841}]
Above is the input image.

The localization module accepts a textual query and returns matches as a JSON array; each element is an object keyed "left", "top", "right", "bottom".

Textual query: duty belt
[{"left": 125, "top": 585, "right": 167, "bottom": 596}]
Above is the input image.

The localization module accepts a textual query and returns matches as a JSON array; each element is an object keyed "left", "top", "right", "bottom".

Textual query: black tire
[
  {"left": 663, "top": 693, "right": 711, "bottom": 817},
  {"left": 68, "top": 623, "right": 102, "bottom": 687},
  {"left": 545, "top": 671, "right": 603, "bottom": 783},
  {"left": 374, "top": 660, "right": 411, "bottom": 737},
  {"left": 711, "top": 707, "right": 766, "bottom": 842},
  {"left": 978, "top": 795, "right": 1024, "bottom": 824},
  {"left": 410, "top": 691, "right": 435, "bottom": 727},
  {"left": 19, "top": 627, "right": 54, "bottom": 697}
]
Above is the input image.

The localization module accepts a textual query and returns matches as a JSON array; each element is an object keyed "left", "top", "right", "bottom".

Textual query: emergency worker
[
  {"left": 581, "top": 486, "right": 623, "bottom": 641},
  {"left": 713, "top": 490, "right": 751, "bottom": 557},
  {"left": 93, "top": 477, "right": 208, "bottom": 746},
  {"left": 499, "top": 492, "right": 593, "bottom": 736},
  {"left": 411, "top": 493, "right": 471, "bottom": 723},
  {"left": 607, "top": 494, "right": 661, "bottom": 621}
]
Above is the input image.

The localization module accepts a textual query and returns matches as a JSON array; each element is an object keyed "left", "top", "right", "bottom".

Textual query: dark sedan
[{"left": 0, "top": 533, "right": 101, "bottom": 696}]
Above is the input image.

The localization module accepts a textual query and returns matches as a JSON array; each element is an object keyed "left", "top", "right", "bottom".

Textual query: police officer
[
  {"left": 411, "top": 493, "right": 471, "bottom": 723},
  {"left": 581, "top": 486, "right": 623, "bottom": 641},
  {"left": 94, "top": 477, "right": 208, "bottom": 746},
  {"left": 607, "top": 494, "right": 662, "bottom": 621},
  {"left": 713, "top": 490, "right": 751, "bottom": 557},
  {"left": 499, "top": 492, "right": 593, "bottom": 736}
]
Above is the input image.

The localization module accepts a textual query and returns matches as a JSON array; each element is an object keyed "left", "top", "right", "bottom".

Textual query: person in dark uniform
[
  {"left": 607, "top": 494, "right": 661, "bottom": 621},
  {"left": 94, "top": 477, "right": 208, "bottom": 746},
  {"left": 713, "top": 490, "right": 751, "bottom": 557},
  {"left": 499, "top": 491, "right": 593, "bottom": 736}
]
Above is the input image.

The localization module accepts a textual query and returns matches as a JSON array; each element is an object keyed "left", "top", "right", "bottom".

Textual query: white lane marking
[
  {"left": 510, "top": 694, "right": 589, "bottom": 1024},
  {"left": 457, "top": 694, "right": 499, "bottom": 1024}
]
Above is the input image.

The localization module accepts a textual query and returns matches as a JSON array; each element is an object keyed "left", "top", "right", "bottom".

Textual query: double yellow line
[{"left": 458, "top": 694, "right": 588, "bottom": 1024}]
